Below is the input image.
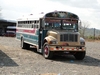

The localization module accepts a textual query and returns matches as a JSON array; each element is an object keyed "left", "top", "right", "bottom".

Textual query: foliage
[
  {"left": 84, "top": 35, "right": 100, "bottom": 40},
  {"left": 79, "top": 21, "right": 100, "bottom": 40},
  {"left": 80, "top": 21, "right": 90, "bottom": 38}
]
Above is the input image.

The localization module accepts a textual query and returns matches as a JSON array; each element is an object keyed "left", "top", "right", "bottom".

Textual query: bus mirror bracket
[
  {"left": 78, "top": 20, "right": 82, "bottom": 30},
  {"left": 40, "top": 18, "right": 44, "bottom": 30}
]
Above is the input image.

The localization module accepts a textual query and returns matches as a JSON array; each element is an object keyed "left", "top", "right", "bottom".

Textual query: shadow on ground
[
  {"left": 0, "top": 50, "right": 18, "bottom": 67},
  {"left": 50, "top": 54, "right": 100, "bottom": 67},
  {"left": 25, "top": 47, "right": 100, "bottom": 67}
]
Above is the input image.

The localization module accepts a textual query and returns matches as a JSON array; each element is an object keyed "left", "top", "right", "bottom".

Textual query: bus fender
[
  {"left": 80, "top": 37, "right": 85, "bottom": 46},
  {"left": 43, "top": 36, "right": 56, "bottom": 44}
]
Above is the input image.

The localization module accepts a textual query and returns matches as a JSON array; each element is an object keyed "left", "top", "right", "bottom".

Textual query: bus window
[
  {"left": 32, "top": 23, "right": 34, "bottom": 28},
  {"left": 34, "top": 24, "right": 36, "bottom": 28},
  {"left": 34, "top": 21, "right": 36, "bottom": 23},
  {"left": 37, "top": 25, "right": 39, "bottom": 28}
]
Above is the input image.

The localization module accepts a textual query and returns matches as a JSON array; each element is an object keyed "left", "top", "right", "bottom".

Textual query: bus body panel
[{"left": 16, "top": 28, "right": 39, "bottom": 46}]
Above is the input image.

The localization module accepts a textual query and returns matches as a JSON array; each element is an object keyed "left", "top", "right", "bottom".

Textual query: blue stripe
[{"left": 16, "top": 30, "right": 39, "bottom": 45}]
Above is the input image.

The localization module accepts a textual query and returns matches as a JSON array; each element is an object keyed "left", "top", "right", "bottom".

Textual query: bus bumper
[{"left": 49, "top": 46, "right": 86, "bottom": 51}]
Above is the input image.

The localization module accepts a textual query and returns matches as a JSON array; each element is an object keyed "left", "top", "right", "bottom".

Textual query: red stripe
[
  {"left": 24, "top": 29, "right": 35, "bottom": 33},
  {"left": 67, "top": 48, "right": 69, "bottom": 50},
  {"left": 62, "top": 48, "right": 64, "bottom": 50},
  {"left": 17, "top": 29, "right": 36, "bottom": 34},
  {"left": 72, "top": 48, "right": 74, "bottom": 50}
]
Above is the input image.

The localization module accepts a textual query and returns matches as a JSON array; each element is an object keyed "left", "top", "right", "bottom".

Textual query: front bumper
[{"left": 49, "top": 46, "right": 86, "bottom": 51}]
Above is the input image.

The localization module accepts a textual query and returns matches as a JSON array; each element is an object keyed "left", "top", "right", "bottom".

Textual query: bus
[
  {"left": 4, "top": 26, "right": 16, "bottom": 37},
  {"left": 16, "top": 11, "right": 86, "bottom": 60}
]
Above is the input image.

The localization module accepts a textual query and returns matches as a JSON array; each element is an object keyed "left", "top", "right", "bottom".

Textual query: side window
[
  {"left": 34, "top": 20, "right": 37, "bottom": 28},
  {"left": 37, "top": 25, "right": 39, "bottom": 28},
  {"left": 28, "top": 20, "right": 39, "bottom": 28},
  {"left": 37, "top": 21, "right": 39, "bottom": 28},
  {"left": 33, "top": 21, "right": 35, "bottom": 28},
  {"left": 34, "top": 20, "right": 36, "bottom": 23},
  {"left": 32, "top": 23, "right": 34, "bottom": 28}
]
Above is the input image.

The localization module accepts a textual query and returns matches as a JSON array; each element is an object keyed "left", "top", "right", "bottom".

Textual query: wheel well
[
  {"left": 43, "top": 39, "right": 47, "bottom": 46},
  {"left": 21, "top": 37, "right": 23, "bottom": 41}
]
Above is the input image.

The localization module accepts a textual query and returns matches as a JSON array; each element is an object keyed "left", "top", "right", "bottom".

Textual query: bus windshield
[
  {"left": 62, "top": 20, "right": 78, "bottom": 31},
  {"left": 45, "top": 19, "right": 78, "bottom": 32},
  {"left": 45, "top": 19, "right": 61, "bottom": 29}
]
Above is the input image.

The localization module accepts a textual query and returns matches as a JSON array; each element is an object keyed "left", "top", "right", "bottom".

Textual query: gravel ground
[{"left": 0, "top": 37, "right": 100, "bottom": 75}]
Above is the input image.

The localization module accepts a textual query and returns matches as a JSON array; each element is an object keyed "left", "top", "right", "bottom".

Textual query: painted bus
[
  {"left": 16, "top": 11, "right": 86, "bottom": 60},
  {"left": 5, "top": 26, "right": 16, "bottom": 37}
]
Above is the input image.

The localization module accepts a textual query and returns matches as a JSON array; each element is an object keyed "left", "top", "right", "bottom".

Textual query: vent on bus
[{"left": 60, "top": 34, "right": 78, "bottom": 42}]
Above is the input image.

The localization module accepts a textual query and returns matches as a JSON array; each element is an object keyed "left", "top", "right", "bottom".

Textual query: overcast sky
[{"left": 0, "top": 0, "right": 100, "bottom": 29}]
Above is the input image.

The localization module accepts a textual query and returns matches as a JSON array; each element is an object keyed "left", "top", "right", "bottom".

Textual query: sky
[{"left": 0, "top": 0, "right": 100, "bottom": 29}]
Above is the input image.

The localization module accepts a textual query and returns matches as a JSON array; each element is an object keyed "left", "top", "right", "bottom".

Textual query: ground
[{"left": 0, "top": 37, "right": 100, "bottom": 75}]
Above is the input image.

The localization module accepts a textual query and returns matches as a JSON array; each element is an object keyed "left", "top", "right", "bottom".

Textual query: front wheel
[
  {"left": 74, "top": 51, "right": 86, "bottom": 60},
  {"left": 43, "top": 42, "right": 53, "bottom": 59}
]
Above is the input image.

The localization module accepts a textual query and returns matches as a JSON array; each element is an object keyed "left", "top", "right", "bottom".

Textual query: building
[{"left": 0, "top": 18, "right": 16, "bottom": 36}]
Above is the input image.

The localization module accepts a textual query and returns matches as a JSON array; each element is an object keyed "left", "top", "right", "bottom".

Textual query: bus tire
[
  {"left": 21, "top": 39, "right": 25, "bottom": 49},
  {"left": 25, "top": 43, "right": 30, "bottom": 49},
  {"left": 74, "top": 51, "right": 86, "bottom": 60},
  {"left": 43, "top": 42, "right": 53, "bottom": 59},
  {"left": 21, "top": 39, "right": 30, "bottom": 49}
]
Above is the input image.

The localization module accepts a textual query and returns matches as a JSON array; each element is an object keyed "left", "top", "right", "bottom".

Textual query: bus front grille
[{"left": 60, "top": 34, "right": 78, "bottom": 42}]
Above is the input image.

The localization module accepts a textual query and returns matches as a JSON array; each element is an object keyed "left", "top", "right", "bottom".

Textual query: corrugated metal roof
[
  {"left": 0, "top": 18, "right": 7, "bottom": 22},
  {"left": 7, "top": 26, "right": 16, "bottom": 29},
  {"left": 0, "top": 18, "right": 16, "bottom": 23}
]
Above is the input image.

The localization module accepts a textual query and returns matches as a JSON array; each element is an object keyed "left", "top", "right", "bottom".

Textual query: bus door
[
  {"left": 39, "top": 29, "right": 47, "bottom": 48},
  {"left": 38, "top": 18, "right": 47, "bottom": 53}
]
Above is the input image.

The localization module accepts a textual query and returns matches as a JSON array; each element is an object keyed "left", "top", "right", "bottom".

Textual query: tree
[{"left": 80, "top": 21, "right": 90, "bottom": 38}]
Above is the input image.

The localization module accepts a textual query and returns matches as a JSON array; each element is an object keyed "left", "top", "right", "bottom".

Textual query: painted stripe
[
  {"left": 67, "top": 48, "right": 69, "bottom": 50},
  {"left": 24, "top": 29, "right": 35, "bottom": 33},
  {"left": 17, "top": 28, "right": 36, "bottom": 34},
  {"left": 69, "top": 49, "right": 72, "bottom": 50},
  {"left": 50, "top": 47, "right": 86, "bottom": 51},
  {"left": 62, "top": 48, "right": 64, "bottom": 50},
  {"left": 16, "top": 31, "right": 39, "bottom": 45},
  {"left": 16, "top": 31, "right": 38, "bottom": 36}
]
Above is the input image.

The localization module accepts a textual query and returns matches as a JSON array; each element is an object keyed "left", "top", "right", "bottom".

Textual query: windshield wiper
[{"left": 64, "top": 28, "right": 75, "bottom": 30}]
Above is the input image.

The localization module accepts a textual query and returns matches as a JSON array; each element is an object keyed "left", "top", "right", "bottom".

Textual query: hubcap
[
  {"left": 44, "top": 46, "right": 49, "bottom": 55},
  {"left": 21, "top": 40, "right": 23, "bottom": 47}
]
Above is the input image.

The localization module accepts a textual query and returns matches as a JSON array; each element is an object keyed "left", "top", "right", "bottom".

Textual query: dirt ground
[{"left": 0, "top": 37, "right": 100, "bottom": 75}]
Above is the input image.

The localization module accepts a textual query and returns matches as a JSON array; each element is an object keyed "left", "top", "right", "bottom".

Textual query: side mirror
[{"left": 78, "top": 20, "right": 82, "bottom": 30}]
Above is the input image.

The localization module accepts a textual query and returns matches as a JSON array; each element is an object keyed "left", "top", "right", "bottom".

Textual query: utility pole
[
  {"left": 0, "top": 7, "right": 1, "bottom": 18},
  {"left": 94, "top": 28, "right": 95, "bottom": 40}
]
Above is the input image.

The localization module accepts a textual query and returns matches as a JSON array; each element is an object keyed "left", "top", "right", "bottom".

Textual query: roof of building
[{"left": 0, "top": 18, "right": 16, "bottom": 23}]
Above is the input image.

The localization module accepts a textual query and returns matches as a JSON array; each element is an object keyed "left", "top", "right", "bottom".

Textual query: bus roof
[
  {"left": 17, "top": 14, "right": 44, "bottom": 21},
  {"left": 44, "top": 11, "right": 79, "bottom": 19},
  {"left": 17, "top": 11, "right": 79, "bottom": 21}
]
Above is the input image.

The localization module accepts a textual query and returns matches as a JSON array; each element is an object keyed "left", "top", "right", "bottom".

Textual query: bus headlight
[
  {"left": 50, "top": 40, "right": 57, "bottom": 44},
  {"left": 80, "top": 42, "right": 85, "bottom": 45}
]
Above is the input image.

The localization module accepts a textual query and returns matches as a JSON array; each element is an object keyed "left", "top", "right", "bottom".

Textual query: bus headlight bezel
[
  {"left": 50, "top": 40, "right": 57, "bottom": 44},
  {"left": 80, "top": 42, "right": 85, "bottom": 45}
]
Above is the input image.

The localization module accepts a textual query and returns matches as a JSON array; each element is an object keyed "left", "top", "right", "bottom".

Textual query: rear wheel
[
  {"left": 74, "top": 51, "right": 86, "bottom": 60},
  {"left": 21, "top": 38, "right": 30, "bottom": 49},
  {"left": 43, "top": 42, "right": 53, "bottom": 59}
]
